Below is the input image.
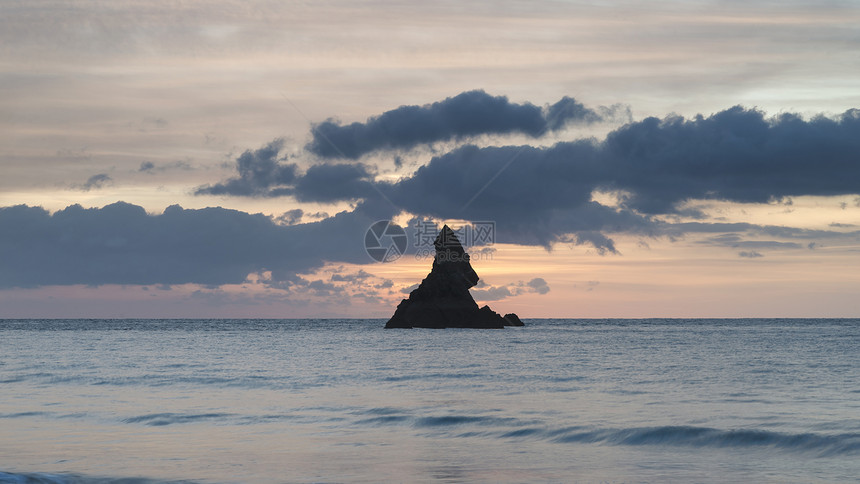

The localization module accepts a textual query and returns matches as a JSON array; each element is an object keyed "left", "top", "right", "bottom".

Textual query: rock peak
[
  {"left": 432, "top": 225, "right": 478, "bottom": 288},
  {"left": 384, "top": 225, "right": 523, "bottom": 329},
  {"left": 434, "top": 225, "right": 465, "bottom": 256}
]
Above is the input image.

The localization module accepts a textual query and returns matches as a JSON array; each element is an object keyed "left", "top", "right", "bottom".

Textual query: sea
[{"left": 0, "top": 319, "right": 858, "bottom": 483}]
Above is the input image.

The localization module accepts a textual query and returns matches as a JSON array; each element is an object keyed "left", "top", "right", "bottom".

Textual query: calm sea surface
[{"left": 1, "top": 319, "right": 858, "bottom": 483}]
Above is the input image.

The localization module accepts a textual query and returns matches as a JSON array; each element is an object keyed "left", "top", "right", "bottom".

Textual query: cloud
[
  {"left": 291, "top": 162, "right": 377, "bottom": 202},
  {"left": 195, "top": 140, "right": 376, "bottom": 200},
  {"left": 375, "top": 279, "right": 394, "bottom": 289},
  {"left": 471, "top": 277, "right": 551, "bottom": 301},
  {"left": 275, "top": 209, "right": 303, "bottom": 226},
  {"left": 259, "top": 267, "right": 395, "bottom": 304},
  {"left": 400, "top": 283, "right": 419, "bottom": 294},
  {"left": 739, "top": 251, "right": 764, "bottom": 258},
  {"left": 388, "top": 106, "right": 860, "bottom": 216},
  {"left": 546, "top": 98, "right": 631, "bottom": 130},
  {"left": 561, "top": 231, "right": 620, "bottom": 255},
  {"left": 380, "top": 106, "right": 860, "bottom": 247},
  {"left": 306, "top": 90, "right": 620, "bottom": 159},
  {"left": 470, "top": 285, "right": 513, "bottom": 301},
  {"left": 197, "top": 100, "right": 860, "bottom": 252},
  {"left": 0, "top": 199, "right": 397, "bottom": 288},
  {"left": 598, "top": 107, "right": 860, "bottom": 213},
  {"left": 330, "top": 269, "right": 373, "bottom": 283},
  {"left": 195, "top": 139, "right": 298, "bottom": 197},
  {"left": 384, "top": 143, "right": 655, "bottom": 250},
  {"left": 698, "top": 234, "right": 803, "bottom": 249},
  {"left": 526, "top": 277, "right": 550, "bottom": 295},
  {"left": 730, "top": 241, "right": 802, "bottom": 249},
  {"left": 75, "top": 173, "right": 112, "bottom": 191},
  {"left": 670, "top": 222, "right": 857, "bottom": 241},
  {"left": 138, "top": 160, "right": 194, "bottom": 174}
]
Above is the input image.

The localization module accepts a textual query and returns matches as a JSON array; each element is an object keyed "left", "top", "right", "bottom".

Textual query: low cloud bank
[{"left": 0, "top": 199, "right": 395, "bottom": 288}]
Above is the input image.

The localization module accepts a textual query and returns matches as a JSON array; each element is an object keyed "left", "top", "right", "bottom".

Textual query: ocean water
[{"left": 0, "top": 319, "right": 858, "bottom": 483}]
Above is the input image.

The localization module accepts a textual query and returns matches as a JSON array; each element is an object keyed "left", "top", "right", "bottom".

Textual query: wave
[
  {"left": 0, "top": 411, "right": 50, "bottom": 419},
  {"left": 349, "top": 410, "right": 860, "bottom": 457},
  {"left": 3, "top": 372, "right": 325, "bottom": 391},
  {"left": 0, "top": 471, "right": 195, "bottom": 484},
  {"left": 549, "top": 425, "right": 860, "bottom": 457},
  {"left": 121, "top": 412, "right": 234, "bottom": 426},
  {"left": 119, "top": 411, "right": 335, "bottom": 427},
  {"left": 382, "top": 372, "right": 484, "bottom": 382}
]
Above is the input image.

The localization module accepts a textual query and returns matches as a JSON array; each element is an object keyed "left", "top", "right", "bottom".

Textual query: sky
[{"left": 2, "top": 0, "right": 860, "bottom": 318}]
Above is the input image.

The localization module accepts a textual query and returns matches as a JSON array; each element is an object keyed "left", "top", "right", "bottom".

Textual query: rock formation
[{"left": 385, "top": 225, "right": 524, "bottom": 329}]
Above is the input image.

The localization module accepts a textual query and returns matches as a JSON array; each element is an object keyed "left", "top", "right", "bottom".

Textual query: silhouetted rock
[
  {"left": 503, "top": 313, "right": 524, "bottom": 326},
  {"left": 385, "top": 225, "right": 522, "bottom": 329}
]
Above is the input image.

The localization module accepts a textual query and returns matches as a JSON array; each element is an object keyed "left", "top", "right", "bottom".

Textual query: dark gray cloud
[
  {"left": 0, "top": 199, "right": 396, "bottom": 288},
  {"left": 330, "top": 269, "right": 373, "bottom": 283},
  {"left": 195, "top": 139, "right": 298, "bottom": 197},
  {"left": 739, "top": 251, "right": 764, "bottom": 258},
  {"left": 526, "top": 277, "right": 550, "bottom": 295},
  {"left": 195, "top": 140, "right": 375, "bottom": 200},
  {"left": 3, "top": 194, "right": 854, "bottom": 289},
  {"left": 75, "top": 173, "right": 112, "bottom": 191},
  {"left": 375, "top": 106, "right": 860, "bottom": 248},
  {"left": 275, "top": 209, "right": 303, "bottom": 226},
  {"left": 139, "top": 160, "right": 194, "bottom": 174},
  {"left": 546, "top": 98, "right": 630, "bottom": 130},
  {"left": 383, "top": 143, "right": 655, "bottom": 250},
  {"left": 602, "top": 107, "right": 860, "bottom": 213},
  {"left": 306, "top": 90, "right": 617, "bottom": 159},
  {"left": 385, "top": 106, "right": 860, "bottom": 219},
  {"left": 291, "top": 163, "right": 376, "bottom": 202},
  {"left": 198, "top": 102, "right": 860, "bottom": 252}
]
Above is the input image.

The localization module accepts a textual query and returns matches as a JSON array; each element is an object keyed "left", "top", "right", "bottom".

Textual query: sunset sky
[{"left": 2, "top": 0, "right": 860, "bottom": 318}]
